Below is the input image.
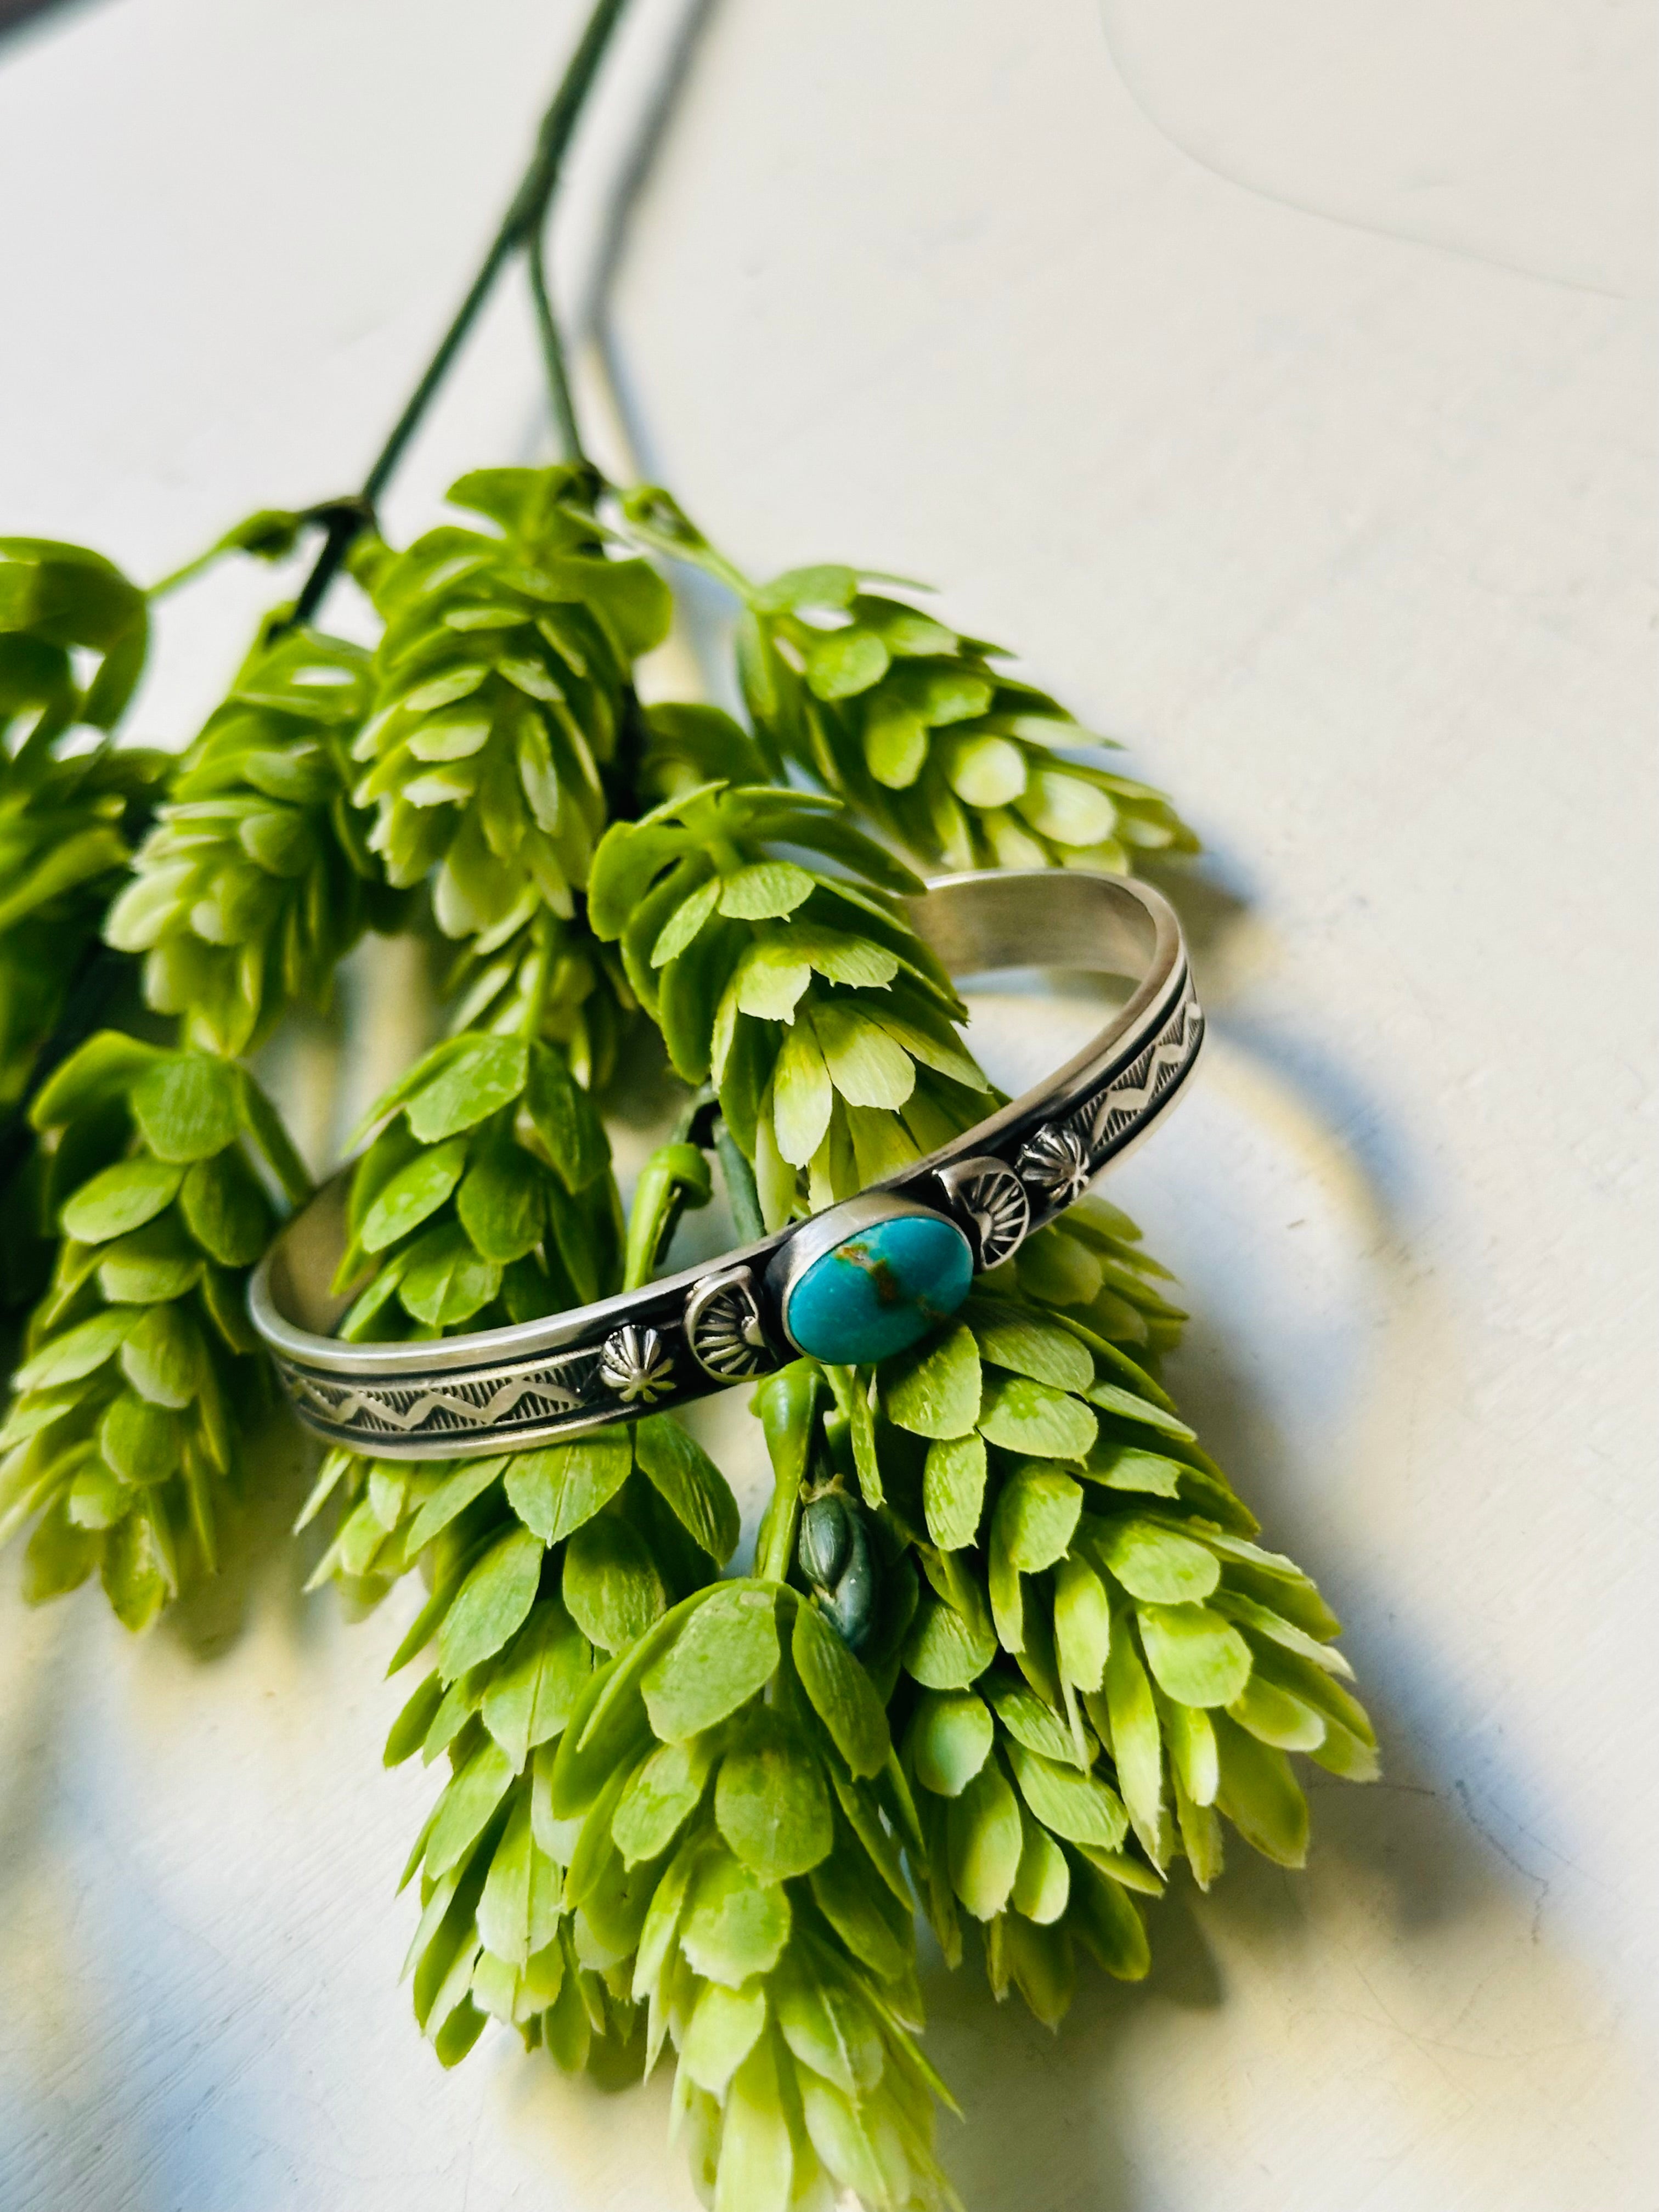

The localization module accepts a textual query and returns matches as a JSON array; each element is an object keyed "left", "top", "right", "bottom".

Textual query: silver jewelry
[
  {"left": 250, "top": 869, "right": 1204, "bottom": 1458},
  {"left": 682, "top": 1267, "right": 772, "bottom": 1381}
]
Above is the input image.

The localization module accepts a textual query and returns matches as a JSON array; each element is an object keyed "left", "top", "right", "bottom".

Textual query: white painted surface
[{"left": 1, "top": 2, "right": 1653, "bottom": 2208}]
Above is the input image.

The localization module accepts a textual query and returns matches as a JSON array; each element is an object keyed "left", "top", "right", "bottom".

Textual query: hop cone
[
  {"left": 352, "top": 467, "right": 671, "bottom": 940},
  {"left": 354, "top": 1325, "right": 955, "bottom": 2208},
  {"left": 346, "top": 466, "right": 676, "bottom": 1086},
  {"left": 354, "top": 1411, "right": 739, "bottom": 2072},
  {"left": 298, "top": 1013, "right": 634, "bottom": 1633},
  {"left": 314, "top": 1121, "right": 749, "bottom": 2090},
  {"left": 314, "top": 1259, "right": 739, "bottom": 2060},
  {"left": 0, "top": 740, "right": 168, "bottom": 1332},
  {"left": 1, "top": 538, "right": 166, "bottom": 1328},
  {"left": 0, "top": 741, "right": 165, "bottom": 1113},
  {"left": 306, "top": 1104, "right": 745, "bottom": 2077},
  {"left": 439, "top": 900, "right": 629, "bottom": 1093},
  {"left": 0, "top": 1030, "right": 309, "bottom": 1625},
  {"left": 104, "top": 626, "right": 380, "bottom": 1056},
  {"left": 545, "top": 1577, "right": 960, "bottom": 2212},
  {"left": 587, "top": 772, "right": 991, "bottom": 1231},
  {"left": 321, "top": 1015, "right": 623, "bottom": 1366},
  {"left": 845, "top": 1205, "right": 1376, "bottom": 2017},
  {"left": 620, "top": 488, "right": 1196, "bottom": 878}
]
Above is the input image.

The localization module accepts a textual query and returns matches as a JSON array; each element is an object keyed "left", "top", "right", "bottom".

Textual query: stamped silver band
[{"left": 249, "top": 870, "right": 1203, "bottom": 1458}]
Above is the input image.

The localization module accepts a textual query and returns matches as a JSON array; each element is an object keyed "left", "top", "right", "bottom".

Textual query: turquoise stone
[{"left": 783, "top": 1212, "right": 974, "bottom": 1365}]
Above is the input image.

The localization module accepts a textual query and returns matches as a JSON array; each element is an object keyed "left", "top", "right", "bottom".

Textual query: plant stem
[
  {"left": 753, "top": 1364, "right": 821, "bottom": 1585},
  {"left": 756, "top": 1449, "right": 804, "bottom": 1585},
  {"left": 615, "top": 487, "right": 753, "bottom": 600},
  {"left": 288, "top": 0, "right": 633, "bottom": 627},
  {"left": 527, "top": 219, "right": 584, "bottom": 467},
  {"left": 146, "top": 544, "right": 226, "bottom": 601}
]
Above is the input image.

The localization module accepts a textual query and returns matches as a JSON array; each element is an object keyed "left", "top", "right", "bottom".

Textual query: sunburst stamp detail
[
  {"left": 599, "top": 1324, "right": 674, "bottom": 1404},
  {"left": 1017, "top": 1123, "right": 1092, "bottom": 1209},
  {"left": 934, "top": 1156, "right": 1031, "bottom": 1269},
  {"left": 684, "top": 1267, "right": 772, "bottom": 1380}
]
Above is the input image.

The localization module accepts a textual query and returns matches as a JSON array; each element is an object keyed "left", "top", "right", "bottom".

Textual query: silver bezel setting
[{"left": 766, "top": 1194, "right": 960, "bottom": 1355}]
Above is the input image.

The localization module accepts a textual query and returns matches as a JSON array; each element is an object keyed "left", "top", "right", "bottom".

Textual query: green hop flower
[
  {"left": 104, "top": 626, "right": 381, "bottom": 1056},
  {"left": 0, "top": 1030, "right": 308, "bottom": 1625}
]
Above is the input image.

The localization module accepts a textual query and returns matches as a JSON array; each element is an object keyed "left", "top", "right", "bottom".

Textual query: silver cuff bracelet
[{"left": 249, "top": 869, "right": 1203, "bottom": 1459}]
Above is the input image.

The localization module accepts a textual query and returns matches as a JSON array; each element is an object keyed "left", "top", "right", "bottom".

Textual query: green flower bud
[
  {"left": 351, "top": 468, "right": 670, "bottom": 938},
  {"left": 798, "top": 1490, "right": 852, "bottom": 1590}
]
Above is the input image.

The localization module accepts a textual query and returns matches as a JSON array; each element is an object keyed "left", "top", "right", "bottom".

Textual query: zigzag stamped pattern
[
  {"left": 1078, "top": 979, "right": 1204, "bottom": 1158},
  {"left": 279, "top": 1347, "right": 600, "bottom": 1440}
]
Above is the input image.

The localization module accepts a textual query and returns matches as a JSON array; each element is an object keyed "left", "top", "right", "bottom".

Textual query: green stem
[
  {"left": 757, "top": 1449, "right": 804, "bottom": 1587},
  {"left": 617, "top": 486, "right": 752, "bottom": 600},
  {"left": 146, "top": 544, "right": 227, "bottom": 601},
  {"left": 622, "top": 1138, "right": 712, "bottom": 1292},
  {"left": 287, "top": 0, "right": 634, "bottom": 627},
  {"left": 148, "top": 497, "right": 374, "bottom": 605},
  {"left": 527, "top": 219, "right": 584, "bottom": 467},
  {"left": 754, "top": 1362, "right": 821, "bottom": 1584},
  {"left": 672, "top": 1084, "right": 717, "bottom": 1144}
]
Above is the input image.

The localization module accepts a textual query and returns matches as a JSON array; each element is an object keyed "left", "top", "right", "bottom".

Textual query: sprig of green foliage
[
  {"left": 0, "top": 1032, "right": 308, "bottom": 1626},
  {"left": 544, "top": 1566, "right": 959, "bottom": 2211},
  {"left": 2, "top": 427, "right": 1374, "bottom": 2211},
  {"left": 2, "top": 537, "right": 387, "bottom": 1621},
  {"left": 104, "top": 626, "right": 382, "bottom": 1056},
  {"left": 360, "top": 1412, "right": 739, "bottom": 2073},
  {"left": 603, "top": 782, "right": 1375, "bottom": 2041},
  {"left": 326, "top": 1017, "right": 624, "bottom": 1353},
  {"left": 619, "top": 487, "right": 1198, "bottom": 877},
  {"left": 332, "top": 1411, "right": 735, "bottom": 2053},
  {"left": 587, "top": 769, "right": 991, "bottom": 1231},
  {"left": 1, "top": 539, "right": 167, "bottom": 1338},
  {"left": 832, "top": 1202, "right": 1375, "bottom": 2019},
  {"left": 747, "top": 1267, "right": 1373, "bottom": 2032},
  {"left": 305, "top": 1135, "right": 746, "bottom": 2078},
  {"left": 0, "top": 733, "right": 162, "bottom": 1112},
  {"left": 332, "top": 1118, "right": 960, "bottom": 2207},
  {"left": 349, "top": 465, "right": 670, "bottom": 1086}
]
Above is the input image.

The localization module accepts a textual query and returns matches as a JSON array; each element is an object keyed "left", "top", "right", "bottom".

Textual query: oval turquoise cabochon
[{"left": 782, "top": 1211, "right": 975, "bottom": 1365}]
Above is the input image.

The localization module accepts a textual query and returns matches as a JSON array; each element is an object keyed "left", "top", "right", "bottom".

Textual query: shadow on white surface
[{"left": 919, "top": 952, "right": 1635, "bottom": 2208}]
